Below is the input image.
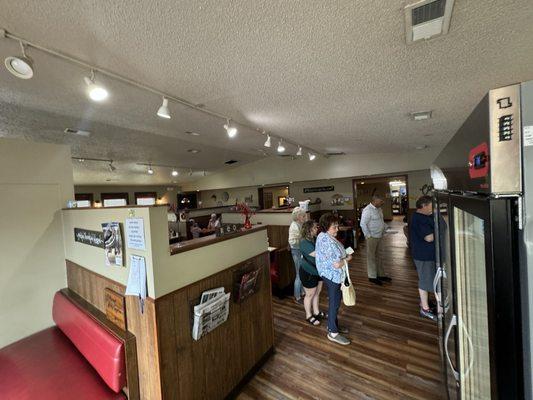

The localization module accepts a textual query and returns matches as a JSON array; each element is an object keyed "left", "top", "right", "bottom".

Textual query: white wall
[
  {"left": 0, "top": 139, "right": 74, "bottom": 347},
  {"left": 199, "top": 186, "right": 259, "bottom": 208},
  {"left": 289, "top": 178, "right": 354, "bottom": 210},
  {"left": 182, "top": 150, "right": 437, "bottom": 192}
]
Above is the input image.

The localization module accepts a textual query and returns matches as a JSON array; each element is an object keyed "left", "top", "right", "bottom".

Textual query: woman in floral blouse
[{"left": 315, "top": 213, "right": 352, "bottom": 346}]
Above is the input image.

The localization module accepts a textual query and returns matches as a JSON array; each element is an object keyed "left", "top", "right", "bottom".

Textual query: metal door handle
[
  {"left": 459, "top": 316, "right": 475, "bottom": 379},
  {"left": 444, "top": 314, "right": 459, "bottom": 381},
  {"left": 433, "top": 267, "right": 443, "bottom": 305}
]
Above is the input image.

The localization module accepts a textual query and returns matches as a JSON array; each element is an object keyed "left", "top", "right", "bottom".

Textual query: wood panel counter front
[{"left": 65, "top": 206, "right": 273, "bottom": 400}]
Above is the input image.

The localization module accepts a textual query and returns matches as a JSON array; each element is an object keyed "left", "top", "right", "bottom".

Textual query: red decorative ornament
[{"left": 235, "top": 202, "right": 255, "bottom": 229}]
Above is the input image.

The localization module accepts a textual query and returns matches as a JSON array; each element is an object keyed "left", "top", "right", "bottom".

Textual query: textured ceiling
[{"left": 0, "top": 0, "right": 532, "bottom": 185}]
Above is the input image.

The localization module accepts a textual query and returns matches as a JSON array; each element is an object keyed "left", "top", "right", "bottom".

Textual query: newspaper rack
[{"left": 191, "top": 289, "right": 231, "bottom": 341}]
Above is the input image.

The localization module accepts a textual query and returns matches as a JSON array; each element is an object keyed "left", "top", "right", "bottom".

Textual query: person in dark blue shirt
[{"left": 409, "top": 196, "right": 437, "bottom": 321}]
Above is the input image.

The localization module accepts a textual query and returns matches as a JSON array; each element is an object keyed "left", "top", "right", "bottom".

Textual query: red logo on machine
[{"left": 468, "top": 142, "right": 489, "bottom": 179}]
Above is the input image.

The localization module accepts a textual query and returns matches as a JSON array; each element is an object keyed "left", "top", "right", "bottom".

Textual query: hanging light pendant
[
  {"left": 157, "top": 97, "right": 171, "bottom": 119},
  {"left": 277, "top": 139, "right": 285, "bottom": 153},
  {"left": 264, "top": 134, "right": 271, "bottom": 148},
  {"left": 224, "top": 119, "right": 238, "bottom": 138},
  {"left": 84, "top": 70, "right": 108, "bottom": 102}
]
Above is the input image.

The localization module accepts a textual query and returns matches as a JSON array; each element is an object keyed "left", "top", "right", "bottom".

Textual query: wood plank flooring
[{"left": 237, "top": 218, "right": 445, "bottom": 400}]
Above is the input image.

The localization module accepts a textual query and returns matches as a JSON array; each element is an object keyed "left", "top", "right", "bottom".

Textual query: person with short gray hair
[{"left": 360, "top": 194, "right": 390, "bottom": 285}]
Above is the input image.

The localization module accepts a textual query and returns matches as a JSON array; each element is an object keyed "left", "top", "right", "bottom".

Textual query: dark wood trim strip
[{"left": 170, "top": 225, "right": 267, "bottom": 255}]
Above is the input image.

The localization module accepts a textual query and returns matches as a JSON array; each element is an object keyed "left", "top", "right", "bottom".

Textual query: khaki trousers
[{"left": 366, "top": 237, "right": 384, "bottom": 279}]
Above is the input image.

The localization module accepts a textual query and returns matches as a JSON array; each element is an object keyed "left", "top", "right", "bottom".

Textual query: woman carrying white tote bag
[{"left": 341, "top": 260, "right": 356, "bottom": 306}]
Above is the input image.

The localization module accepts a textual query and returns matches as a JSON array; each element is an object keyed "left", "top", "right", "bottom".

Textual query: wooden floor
[{"left": 237, "top": 217, "right": 445, "bottom": 400}]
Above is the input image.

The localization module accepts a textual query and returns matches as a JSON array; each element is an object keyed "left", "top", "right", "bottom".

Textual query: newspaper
[{"left": 192, "top": 291, "right": 230, "bottom": 341}]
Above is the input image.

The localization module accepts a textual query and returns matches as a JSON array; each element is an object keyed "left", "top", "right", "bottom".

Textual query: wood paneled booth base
[{"left": 66, "top": 253, "right": 274, "bottom": 400}]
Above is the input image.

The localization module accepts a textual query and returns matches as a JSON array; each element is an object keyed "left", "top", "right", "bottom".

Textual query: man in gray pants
[{"left": 360, "top": 195, "right": 390, "bottom": 285}]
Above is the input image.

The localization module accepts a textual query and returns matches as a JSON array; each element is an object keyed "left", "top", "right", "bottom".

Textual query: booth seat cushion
[
  {"left": 0, "top": 326, "right": 126, "bottom": 400},
  {"left": 52, "top": 291, "right": 126, "bottom": 393}
]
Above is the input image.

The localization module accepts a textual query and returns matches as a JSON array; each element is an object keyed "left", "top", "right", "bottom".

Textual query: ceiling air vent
[
  {"left": 404, "top": 0, "right": 454, "bottom": 43},
  {"left": 225, "top": 160, "right": 239, "bottom": 165},
  {"left": 325, "top": 152, "right": 346, "bottom": 156}
]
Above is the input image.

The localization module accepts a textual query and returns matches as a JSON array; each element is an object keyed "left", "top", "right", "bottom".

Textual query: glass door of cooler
[
  {"left": 435, "top": 192, "right": 458, "bottom": 400},
  {"left": 452, "top": 203, "right": 492, "bottom": 399}
]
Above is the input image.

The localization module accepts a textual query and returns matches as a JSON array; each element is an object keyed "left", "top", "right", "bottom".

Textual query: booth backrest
[{"left": 52, "top": 291, "right": 126, "bottom": 393}]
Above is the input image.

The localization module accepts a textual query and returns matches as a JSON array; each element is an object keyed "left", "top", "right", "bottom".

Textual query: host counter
[{"left": 62, "top": 205, "right": 273, "bottom": 400}]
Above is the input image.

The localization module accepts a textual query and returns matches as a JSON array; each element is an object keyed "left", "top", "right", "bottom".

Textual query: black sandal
[
  {"left": 314, "top": 311, "right": 327, "bottom": 320},
  {"left": 306, "top": 316, "right": 320, "bottom": 326}
]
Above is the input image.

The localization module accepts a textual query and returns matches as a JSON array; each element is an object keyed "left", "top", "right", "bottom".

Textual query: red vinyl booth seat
[{"left": 0, "top": 291, "right": 127, "bottom": 400}]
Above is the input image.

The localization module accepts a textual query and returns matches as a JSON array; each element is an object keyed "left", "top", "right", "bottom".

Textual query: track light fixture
[
  {"left": 147, "top": 165, "right": 154, "bottom": 175},
  {"left": 308, "top": 153, "right": 316, "bottom": 161},
  {"left": 171, "top": 169, "right": 178, "bottom": 177},
  {"left": 84, "top": 69, "right": 108, "bottom": 102},
  {"left": 224, "top": 119, "right": 238, "bottom": 138},
  {"left": 264, "top": 134, "right": 271, "bottom": 148},
  {"left": 277, "top": 139, "right": 285, "bottom": 153},
  {"left": 157, "top": 97, "right": 171, "bottom": 119},
  {"left": 108, "top": 161, "right": 116, "bottom": 172},
  {"left": 296, "top": 146, "right": 302, "bottom": 156},
  {"left": 189, "top": 169, "right": 193, "bottom": 176},
  {"left": 1, "top": 28, "right": 325, "bottom": 158},
  {"left": 4, "top": 41, "right": 34, "bottom": 79}
]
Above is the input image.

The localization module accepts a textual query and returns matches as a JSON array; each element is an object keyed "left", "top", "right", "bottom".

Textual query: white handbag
[{"left": 341, "top": 260, "right": 356, "bottom": 306}]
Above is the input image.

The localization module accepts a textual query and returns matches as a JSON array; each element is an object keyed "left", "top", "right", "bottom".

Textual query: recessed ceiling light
[
  {"left": 4, "top": 41, "right": 34, "bottom": 79},
  {"left": 171, "top": 169, "right": 178, "bottom": 176},
  {"left": 187, "top": 149, "right": 200, "bottom": 154},
  {"left": 410, "top": 111, "right": 432, "bottom": 121},
  {"left": 186, "top": 131, "right": 200, "bottom": 136}
]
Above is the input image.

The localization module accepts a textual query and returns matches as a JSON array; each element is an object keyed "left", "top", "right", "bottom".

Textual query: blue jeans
[
  {"left": 323, "top": 277, "right": 341, "bottom": 333},
  {"left": 291, "top": 248, "right": 303, "bottom": 300}
]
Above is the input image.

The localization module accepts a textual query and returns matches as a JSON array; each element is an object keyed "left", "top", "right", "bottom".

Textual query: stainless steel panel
[
  {"left": 489, "top": 84, "right": 522, "bottom": 195},
  {"left": 519, "top": 80, "right": 533, "bottom": 400}
]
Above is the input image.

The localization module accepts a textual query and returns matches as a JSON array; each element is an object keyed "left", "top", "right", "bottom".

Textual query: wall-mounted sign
[
  {"left": 104, "top": 288, "right": 126, "bottom": 330},
  {"left": 126, "top": 218, "right": 146, "bottom": 250},
  {"left": 216, "top": 223, "right": 244, "bottom": 237},
  {"left": 74, "top": 228, "right": 104, "bottom": 248},
  {"left": 303, "top": 186, "right": 334, "bottom": 193}
]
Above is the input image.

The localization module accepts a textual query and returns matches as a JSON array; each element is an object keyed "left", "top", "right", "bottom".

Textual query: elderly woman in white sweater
[{"left": 289, "top": 207, "right": 308, "bottom": 303}]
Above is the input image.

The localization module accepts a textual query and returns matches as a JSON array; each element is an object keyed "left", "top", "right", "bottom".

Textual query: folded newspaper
[{"left": 192, "top": 290, "right": 231, "bottom": 341}]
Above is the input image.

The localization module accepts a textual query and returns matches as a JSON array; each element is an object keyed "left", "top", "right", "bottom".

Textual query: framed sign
[
  {"left": 104, "top": 288, "right": 126, "bottom": 330},
  {"left": 74, "top": 228, "right": 104, "bottom": 248},
  {"left": 303, "top": 185, "right": 334, "bottom": 193}
]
